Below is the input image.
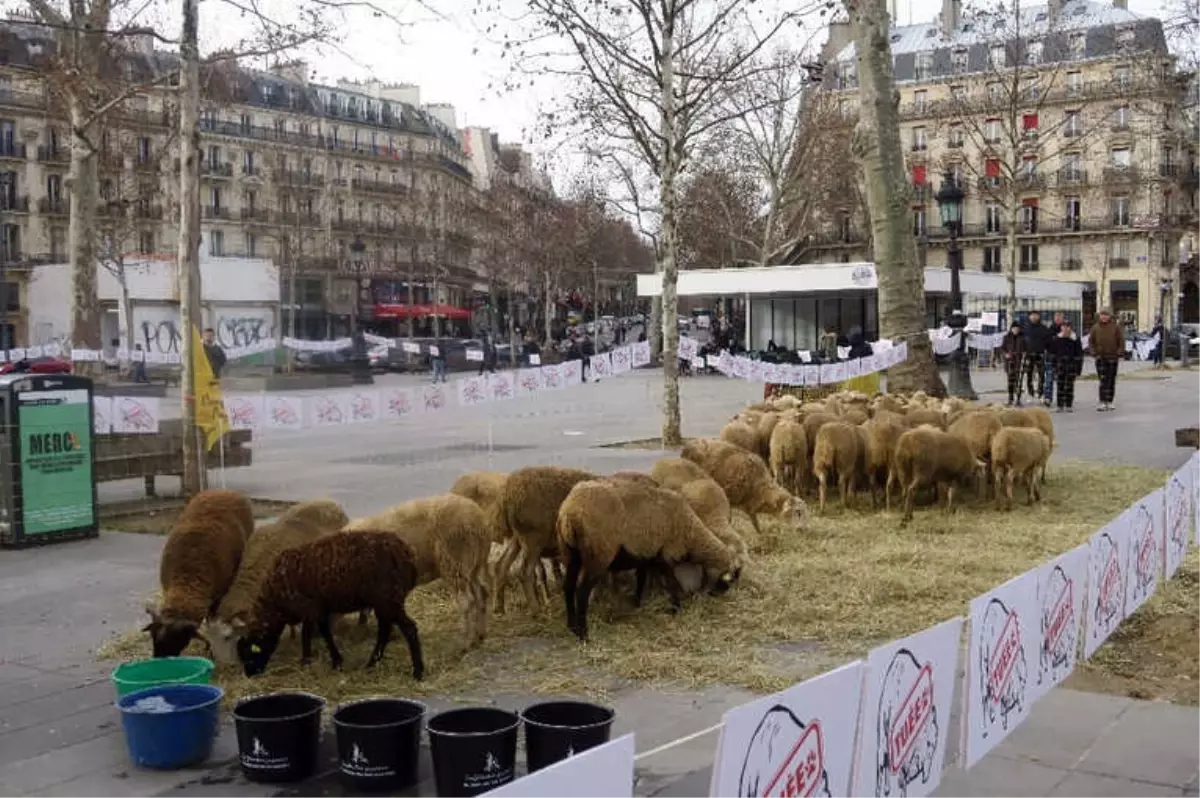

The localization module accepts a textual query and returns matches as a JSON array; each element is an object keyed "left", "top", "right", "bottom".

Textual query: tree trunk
[
  {"left": 505, "top": 282, "right": 517, "bottom": 365},
  {"left": 1005, "top": 185, "right": 1018, "bottom": 318},
  {"left": 649, "top": 292, "right": 662, "bottom": 356},
  {"left": 178, "top": 0, "right": 204, "bottom": 496},
  {"left": 846, "top": 0, "right": 945, "bottom": 397},
  {"left": 431, "top": 275, "right": 441, "bottom": 338},
  {"left": 543, "top": 271, "right": 553, "bottom": 345},
  {"left": 659, "top": 22, "right": 683, "bottom": 446},
  {"left": 119, "top": 277, "right": 133, "bottom": 359},
  {"left": 67, "top": 98, "right": 100, "bottom": 351},
  {"left": 407, "top": 243, "right": 417, "bottom": 339}
]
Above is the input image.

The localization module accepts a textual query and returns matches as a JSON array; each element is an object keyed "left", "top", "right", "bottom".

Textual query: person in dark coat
[
  {"left": 1021, "top": 311, "right": 1054, "bottom": 404},
  {"left": 1047, "top": 321, "right": 1084, "bottom": 412},
  {"left": 202, "top": 328, "right": 226, "bottom": 378},
  {"left": 1001, "top": 322, "right": 1027, "bottom": 406},
  {"left": 847, "top": 331, "right": 873, "bottom": 360}
]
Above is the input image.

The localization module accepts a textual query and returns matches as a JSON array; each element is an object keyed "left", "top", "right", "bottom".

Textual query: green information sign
[{"left": 18, "top": 388, "right": 95, "bottom": 536}]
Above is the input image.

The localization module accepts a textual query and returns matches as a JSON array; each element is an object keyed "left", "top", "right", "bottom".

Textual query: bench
[
  {"left": 1175, "top": 427, "right": 1200, "bottom": 449},
  {"left": 95, "top": 419, "right": 252, "bottom": 496}
]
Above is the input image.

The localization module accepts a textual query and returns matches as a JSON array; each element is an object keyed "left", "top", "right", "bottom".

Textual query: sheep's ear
[
  {"left": 230, "top": 617, "right": 248, "bottom": 633},
  {"left": 144, "top": 603, "right": 161, "bottom": 623}
]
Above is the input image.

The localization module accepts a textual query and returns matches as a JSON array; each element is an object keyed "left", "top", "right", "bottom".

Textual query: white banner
[
  {"left": 457, "top": 375, "right": 489, "bottom": 407},
  {"left": 311, "top": 394, "right": 349, "bottom": 427},
  {"left": 589, "top": 352, "right": 613, "bottom": 382},
  {"left": 346, "top": 390, "right": 380, "bottom": 424},
  {"left": 483, "top": 735, "right": 635, "bottom": 798},
  {"left": 1123, "top": 489, "right": 1163, "bottom": 617},
  {"left": 1030, "top": 544, "right": 1089, "bottom": 704},
  {"left": 1084, "top": 516, "right": 1133, "bottom": 659},
  {"left": 1164, "top": 460, "right": 1195, "bottom": 579},
  {"left": 111, "top": 396, "right": 161, "bottom": 434},
  {"left": 224, "top": 395, "right": 265, "bottom": 430}
]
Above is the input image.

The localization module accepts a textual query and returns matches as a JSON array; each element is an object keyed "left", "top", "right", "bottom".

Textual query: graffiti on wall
[
  {"left": 137, "top": 311, "right": 276, "bottom": 355},
  {"left": 141, "top": 320, "right": 182, "bottom": 354}
]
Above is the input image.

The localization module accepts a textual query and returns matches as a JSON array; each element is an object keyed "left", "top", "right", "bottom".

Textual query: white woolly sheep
[
  {"left": 947, "top": 410, "right": 1003, "bottom": 499},
  {"left": 860, "top": 417, "right": 906, "bottom": 509},
  {"left": 1018, "top": 406, "right": 1055, "bottom": 485}
]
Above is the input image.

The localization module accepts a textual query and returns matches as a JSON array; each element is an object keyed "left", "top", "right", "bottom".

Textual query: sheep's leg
[
  {"left": 391, "top": 609, "right": 424, "bottom": 680},
  {"left": 885, "top": 472, "right": 895, "bottom": 511},
  {"left": 573, "top": 574, "right": 599, "bottom": 642},
  {"left": 367, "top": 615, "right": 392, "bottom": 669},
  {"left": 518, "top": 548, "right": 543, "bottom": 610},
  {"left": 316, "top": 615, "right": 343, "bottom": 670},
  {"left": 563, "top": 548, "right": 583, "bottom": 633},
  {"left": 659, "top": 565, "right": 684, "bottom": 614},
  {"left": 472, "top": 581, "right": 489, "bottom": 646},
  {"left": 817, "top": 471, "right": 828, "bottom": 514},
  {"left": 1005, "top": 472, "right": 1015, "bottom": 511},
  {"left": 289, "top": 624, "right": 298, "bottom": 640},
  {"left": 1032, "top": 470, "right": 1043, "bottom": 503},
  {"left": 902, "top": 481, "right": 918, "bottom": 524},
  {"left": 491, "top": 539, "right": 521, "bottom": 615},
  {"left": 633, "top": 566, "right": 649, "bottom": 607},
  {"left": 1025, "top": 472, "right": 1037, "bottom": 506},
  {"left": 946, "top": 483, "right": 957, "bottom": 514},
  {"left": 299, "top": 621, "right": 314, "bottom": 665}
]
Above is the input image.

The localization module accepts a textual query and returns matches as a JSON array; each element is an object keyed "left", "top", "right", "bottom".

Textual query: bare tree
[
  {"left": 841, "top": 0, "right": 945, "bottom": 395},
  {"left": 509, "top": 0, "right": 799, "bottom": 444},
  {"left": 675, "top": 161, "right": 759, "bottom": 269}
]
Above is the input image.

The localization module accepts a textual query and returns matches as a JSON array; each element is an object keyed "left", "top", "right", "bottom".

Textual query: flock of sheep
[{"left": 139, "top": 388, "right": 1054, "bottom": 682}]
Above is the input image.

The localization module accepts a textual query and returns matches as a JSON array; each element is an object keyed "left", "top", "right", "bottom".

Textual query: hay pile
[{"left": 98, "top": 460, "right": 1178, "bottom": 706}]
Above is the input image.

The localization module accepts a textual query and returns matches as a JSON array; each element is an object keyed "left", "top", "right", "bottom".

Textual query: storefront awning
[{"left": 374, "top": 303, "right": 471, "bottom": 320}]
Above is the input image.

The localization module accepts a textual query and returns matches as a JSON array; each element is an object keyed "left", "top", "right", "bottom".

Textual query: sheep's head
[
  {"left": 237, "top": 627, "right": 282, "bottom": 677},
  {"left": 709, "top": 566, "right": 741, "bottom": 596},
  {"left": 143, "top": 604, "right": 205, "bottom": 658},
  {"left": 206, "top": 616, "right": 246, "bottom": 665},
  {"left": 765, "top": 488, "right": 809, "bottom": 528}
]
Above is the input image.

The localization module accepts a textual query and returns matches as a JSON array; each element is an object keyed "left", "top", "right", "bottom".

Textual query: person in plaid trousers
[
  {"left": 1047, "top": 320, "right": 1084, "bottom": 411},
  {"left": 1001, "top": 322, "right": 1027, "bottom": 405}
]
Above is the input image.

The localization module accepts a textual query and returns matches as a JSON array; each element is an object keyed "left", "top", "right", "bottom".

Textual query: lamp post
[
  {"left": 349, "top": 236, "right": 371, "bottom": 384},
  {"left": 935, "top": 171, "right": 977, "bottom": 399}
]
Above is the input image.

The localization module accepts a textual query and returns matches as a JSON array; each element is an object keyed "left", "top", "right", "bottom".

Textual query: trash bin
[
  {"left": 427, "top": 707, "right": 519, "bottom": 797},
  {"left": 0, "top": 373, "right": 98, "bottom": 548},
  {"left": 521, "top": 701, "right": 615, "bottom": 773}
]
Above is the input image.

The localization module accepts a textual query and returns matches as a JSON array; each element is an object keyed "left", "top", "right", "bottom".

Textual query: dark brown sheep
[
  {"left": 889, "top": 427, "right": 986, "bottom": 524},
  {"left": 237, "top": 531, "right": 424, "bottom": 678},
  {"left": 146, "top": 489, "right": 254, "bottom": 658}
]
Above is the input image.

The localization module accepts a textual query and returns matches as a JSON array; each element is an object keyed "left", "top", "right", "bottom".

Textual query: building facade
[{"left": 816, "top": 0, "right": 1198, "bottom": 329}]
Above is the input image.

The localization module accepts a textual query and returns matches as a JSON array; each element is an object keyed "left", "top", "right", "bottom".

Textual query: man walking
[
  {"left": 1088, "top": 307, "right": 1125, "bottom": 411},
  {"left": 202, "top": 327, "right": 226, "bottom": 379},
  {"left": 1021, "top": 311, "right": 1053, "bottom": 404}
]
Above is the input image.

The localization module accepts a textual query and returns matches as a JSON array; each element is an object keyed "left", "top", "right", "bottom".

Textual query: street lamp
[
  {"left": 934, "top": 171, "right": 977, "bottom": 399},
  {"left": 348, "top": 236, "right": 372, "bottom": 384}
]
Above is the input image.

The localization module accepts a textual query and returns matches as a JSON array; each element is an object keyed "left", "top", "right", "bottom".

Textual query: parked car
[
  {"left": 292, "top": 349, "right": 353, "bottom": 372},
  {"left": 367, "top": 344, "right": 407, "bottom": 373},
  {"left": 0, "top": 357, "right": 72, "bottom": 375}
]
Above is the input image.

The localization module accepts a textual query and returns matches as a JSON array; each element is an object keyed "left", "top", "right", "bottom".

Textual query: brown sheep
[
  {"left": 996, "top": 408, "right": 1036, "bottom": 429},
  {"left": 649, "top": 456, "right": 712, "bottom": 487},
  {"left": 719, "top": 419, "right": 761, "bottom": 457},
  {"left": 801, "top": 412, "right": 840, "bottom": 461},
  {"left": 947, "top": 410, "right": 1003, "bottom": 498},
  {"left": 490, "top": 466, "right": 597, "bottom": 614},
  {"left": 146, "top": 489, "right": 255, "bottom": 658},
  {"left": 871, "top": 394, "right": 908, "bottom": 415},
  {"left": 861, "top": 417, "right": 906, "bottom": 508},
  {"left": 1018, "top": 406, "right": 1055, "bottom": 485},
  {"left": 889, "top": 427, "right": 986, "bottom": 524},
  {"left": 991, "top": 427, "right": 1052, "bottom": 509},
  {"left": 345, "top": 494, "right": 492, "bottom": 648},
  {"left": 842, "top": 407, "right": 870, "bottom": 425},
  {"left": 237, "top": 531, "right": 423, "bottom": 678},
  {"left": 556, "top": 478, "right": 739, "bottom": 640},
  {"left": 680, "top": 438, "right": 806, "bottom": 534},
  {"left": 906, "top": 407, "right": 946, "bottom": 429},
  {"left": 755, "top": 412, "right": 783, "bottom": 457},
  {"left": 768, "top": 418, "right": 809, "bottom": 496},
  {"left": 812, "top": 422, "right": 862, "bottom": 513}
]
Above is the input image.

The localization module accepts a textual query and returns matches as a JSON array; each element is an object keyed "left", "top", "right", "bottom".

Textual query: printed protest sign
[
  {"left": 347, "top": 391, "right": 380, "bottom": 424},
  {"left": 1084, "top": 515, "right": 1132, "bottom": 659},
  {"left": 1163, "top": 462, "right": 1194, "bottom": 580},
  {"left": 1030, "top": 544, "right": 1089, "bottom": 703},
  {"left": 382, "top": 388, "right": 417, "bottom": 419},
  {"left": 224, "top": 395, "right": 265, "bottom": 430},
  {"left": 1124, "top": 489, "right": 1162, "bottom": 618},
  {"left": 112, "top": 396, "right": 161, "bottom": 434},
  {"left": 92, "top": 395, "right": 113, "bottom": 435},
  {"left": 456, "top": 376, "right": 489, "bottom": 407},
  {"left": 482, "top": 734, "right": 635, "bottom": 798},
  {"left": 311, "top": 394, "right": 349, "bottom": 427},
  {"left": 265, "top": 396, "right": 304, "bottom": 430}
]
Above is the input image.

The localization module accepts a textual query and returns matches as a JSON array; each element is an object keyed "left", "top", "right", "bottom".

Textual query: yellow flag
[{"left": 192, "top": 324, "right": 229, "bottom": 451}]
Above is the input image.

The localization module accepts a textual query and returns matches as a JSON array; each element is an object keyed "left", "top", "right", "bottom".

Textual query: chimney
[
  {"left": 270, "top": 60, "right": 309, "bottom": 84},
  {"left": 125, "top": 27, "right": 155, "bottom": 56},
  {"left": 1112, "top": 0, "right": 1127, "bottom": 9},
  {"left": 942, "top": 0, "right": 961, "bottom": 34},
  {"left": 821, "top": 20, "right": 853, "bottom": 64}
]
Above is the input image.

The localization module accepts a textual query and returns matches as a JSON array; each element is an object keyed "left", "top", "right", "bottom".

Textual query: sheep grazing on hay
[
  {"left": 948, "top": 410, "right": 1003, "bottom": 498},
  {"left": 768, "top": 418, "right": 808, "bottom": 496},
  {"left": 1017, "top": 407, "right": 1055, "bottom": 485},
  {"left": 905, "top": 407, "right": 946, "bottom": 430},
  {"left": 345, "top": 494, "right": 491, "bottom": 649},
  {"left": 490, "top": 465, "right": 597, "bottom": 614},
  {"left": 812, "top": 422, "right": 862, "bottom": 513},
  {"left": 681, "top": 438, "right": 807, "bottom": 534},
  {"left": 991, "top": 427, "right": 1052, "bottom": 510},
  {"left": 647, "top": 458, "right": 749, "bottom": 568},
  {"left": 719, "top": 419, "right": 761, "bottom": 458},
  {"left": 146, "top": 489, "right": 255, "bottom": 658},
  {"left": 556, "top": 478, "right": 740, "bottom": 640},
  {"left": 860, "top": 417, "right": 906, "bottom": 509},
  {"left": 209, "top": 499, "right": 349, "bottom": 664},
  {"left": 889, "top": 427, "right": 986, "bottom": 524},
  {"left": 237, "top": 531, "right": 424, "bottom": 678}
]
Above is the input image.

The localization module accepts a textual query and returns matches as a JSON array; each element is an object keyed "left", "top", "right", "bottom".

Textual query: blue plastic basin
[{"left": 116, "top": 683, "right": 224, "bottom": 769}]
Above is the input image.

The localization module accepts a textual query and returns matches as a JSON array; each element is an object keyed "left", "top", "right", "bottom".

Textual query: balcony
[
  {"left": 0, "top": 142, "right": 26, "bottom": 160},
  {"left": 331, "top": 217, "right": 359, "bottom": 232},
  {"left": 240, "top": 207, "right": 270, "bottom": 223},
  {"left": 909, "top": 141, "right": 928, "bottom": 153},
  {"left": 202, "top": 161, "right": 234, "bottom": 178},
  {"left": 203, "top": 205, "right": 231, "bottom": 220},
  {"left": 1062, "top": 259, "right": 1083, "bottom": 271},
  {"left": 1185, "top": 165, "right": 1199, "bottom": 186},
  {"left": 1061, "top": 217, "right": 1083, "bottom": 232},
  {"left": 277, "top": 170, "right": 324, "bottom": 188},
  {"left": 1015, "top": 172, "right": 1046, "bottom": 189},
  {"left": 0, "top": 195, "right": 29, "bottom": 212},
  {"left": 134, "top": 204, "right": 163, "bottom": 220},
  {"left": 276, "top": 211, "right": 322, "bottom": 227},
  {"left": 1158, "top": 163, "right": 1180, "bottom": 178},
  {"left": 242, "top": 165, "right": 261, "bottom": 178},
  {"left": 351, "top": 177, "right": 409, "bottom": 197},
  {"left": 976, "top": 176, "right": 1005, "bottom": 192},
  {"left": 947, "top": 138, "right": 965, "bottom": 150},
  {"left": 1056, "top": 168, "right": 1087, "bottom": 187},
  {"left": 37, "top": 197, "right": 67, "bottom": 215},
  {"left": 1109, "top": 257, "right": 1130, "bottom": 269},
  {"left": 134, "top": 155, "right": 157, "bottom": 172},
  {"left": 1103, "top": 165, "right": 1139, "bottom": 184},
  {"left": 1018, "top": 260, "right": 1040, "bottom": 272},
  {"left": 37, "top": 146, "right": 68, "bottom": 165},
  {"left": 1062, "top": 126, "right": 1084, "bottom": 139},
  {"left": 1109, "top": 120, "right": 1132, "bottom": 134}
]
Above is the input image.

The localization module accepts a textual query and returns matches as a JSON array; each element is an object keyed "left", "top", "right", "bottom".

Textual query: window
[
  {"left": 1064, "top": 110, "right": 1082, "bottom": 137},
  {"left": 1022, "top": 112, "right": 1039, "bottom": 133},
  {"left": 989, "top": 44, "right": 1006, "bottom": 69},
  {"left": 243, "top": 150, "right": 255, "bottom": 174},
  {"left": 915, "top": 52, "right": 933, "bottom": 80},
  {"left": 139, "top": 231, "right": 154, "bottom": 254},
  {"left": 1026, "top": 39, "right": 1043, "bottom": 64},
  {"left": 984, "top": 118, "right": 1001, "bottom": 143},
  {"left": 913, "top": 89, "right": 928, "bottom": 112},
  {"left": 985, "top": 157, "right": 1001, "bottom": 186},
  {"left": 948, "top": 124, "right": 964, "bottom": 148},
  {"left": 246, "top": 233, "right": 257, "bottom": 257},
  {"left": 987, "top": 81, "right": 1003, "bottom": 103},
  {"left": 839, "top": 98, "right": 852, "bottom": 119},
  {"left": 1066, "top": 71, "right": 1083, "bottom": 96},
  {"left": 911, "top": 126, "right": 927, "bottom": 151},
  {"left": 912, "top": 163, "right": 927, "bottom": 186},
  {"left": 207, "top": 145, "right": 221, "bottom": 170},
  {"left": 1110, "top": 147, "right": 1131, "bottom": 168},
  {"left": 209, "top": 229, "right": 224, "bottom": 257},
  {"left": 1115, "top": 26, "right": 1135, "bottom": 50},
  {"left": 49, "top": 227, "right": 64, "bottom": 259},
  {"left": 952, "top": 48, "right": 968, "bottom": 73},
  {"left": 912, "top": 207, "right": 926, "bottom": 237},
  {"left": 1021, "top": 200, "right": 1038, "bottom": 233},
  {"left": 137, "top": 136, "right": 151, "bottom": 164},
  {"left": 839, "top": 60, "right": 857, "bottom": 90},
  {"left": 239, "top": 113, "right": 251, "bottom": 133},
  {"left": 1064, "top": 197, "right": 1081, "bottom": 230},
  {"left": 1062, "top": 243, "right": 1082, "bottom": 270},
  {"left": 1023, "top": 76, "right": 1040, "bottom": 101},
  {"left": 1021, "top": 155, "right": 1038, "bottom": 178},
  {"left": 985, "top": 203, "right": 1003, "bottom": 233},
  {"left": 1109, "top": 238, "right": 1130, "bottom": 268},
  {"left": 209, "top": 186, "right": 222, "bottom": 210},
  {"left": 1069, "top": 33, "right": 1086, "bottom": 59},
  {"left": 245, "top": 190, "right": 256, "bottom": 211},
  {"left": 1111, "top": 195, "right": 1130, "bottom": 226},
  {"left": 1061, "top": 152, "right": 1083, "bottom": 182},
  {"left": 1113, "top": 65, "right": 1131, "bottom": 88},
  {"left": 983, "top": 246, "right": 1002, "bottom": 272},
  {"left": 46, "top": 173, "right": 61, "bottom": 202},
  {"left": 838, "top": 215, "right": 852, "bottom": 242},
  {"left": 950, "top": 85, "right": 966, "bottom": 104},
  {"left": 1111, "top": 105, "right": 1130, "bottom": 130},
  {"left": 1019, "top": 244, "right": 1039, "bottom": 271}
]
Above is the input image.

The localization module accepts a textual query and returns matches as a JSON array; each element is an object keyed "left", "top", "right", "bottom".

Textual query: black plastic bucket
[
  {"left": 427, "top": 707, "right": 519, "bottom": 797},
  {"left": 233, "top": 691, "right": 326, "bottom": 783},
  {"left": 520, "top": 700, "right": 616, "bottom": 773},
  {"left": 333, "top": 697, "right": 426, "bottom": 792}
]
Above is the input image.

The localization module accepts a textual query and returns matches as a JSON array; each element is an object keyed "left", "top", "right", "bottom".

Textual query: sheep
[
  {"left": 905, "top": 407, "right": 946, "bottom": 430},
  {"left": 649, "top": 458, "right": 749, "bottom": 566},
  {"left": 755, "top": 412, "right": 783, "bottom": 456},
  {"left": 649, "top": 455, "right": 711, "bottom": 486},
  {"left": 145, "top": 489, "right": 254, "bottom": 658},
  {"left": 801, "top": 412, "right": 840, "bottom": 461},
  {"left": 489, "top": 466, "right": 597, "bottom": 614},
  {"left": 991, "top": 427, "right": 1052, "bottom": 509},
  {"left": 209, "top": 499, "right": 349, "bottom": 664},
  {"left": 236, "top": 531, "right": 424, "bottom": 678},
  {"left": 948, "top": 410, "right": 1003, "bottom": 498},
  {"left": 770, "top": 394, "right": 801, "bottom": 411},
  {"left": 889, "top": 427, "right": 986, "bottom": 524},
  {"left": 842, "top": 407, "right": 870, "bottom": 426},
  {"left": 556, "top": 478, "right": 740, "bottom": 640},
  {"left": 1018, "top": 407, "right": 1055, "bottom": 485},
  {"left": 680, "top": 438, "right": 807, "bottom": 534},
  {"left": 344, "top": 494, "right": 491, "bottom": 649},
  {"left": 768, "top": 417, "right": 808, "bottom": 496},
  {"left": 860, "top": 417, "right": 906, "bottom": 508},
  {"left": 996, "top": 408, "right": 1036, "bottom": 429},
  {"left": 812, "top": 422, "right": 862, "bottom": 513},
  {"left": 719, "top": 419, "right": 762, "bottom": 457},
  {"left": 871, "top": 394, "right": 908, "bottom": 415}
]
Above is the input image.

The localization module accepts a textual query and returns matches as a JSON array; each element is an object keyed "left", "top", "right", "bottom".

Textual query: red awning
[
  {"left": 985, "top": 159, "right": 1000, "bottom": 177},
  {"left": 912, "top": 164, "right": 927, "bottom": 185},
  {"left": 374, "top": 303, "right": 434, "bottom": 319},
  {"left": 1022, "top": 197, "right": 1039, "bottom": 207},
  {"left": 432, "top": 304, "right": 471, "bottom": 320}
]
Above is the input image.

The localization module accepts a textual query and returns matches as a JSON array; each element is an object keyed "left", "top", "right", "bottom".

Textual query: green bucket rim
[{"left": 110, "top": 656, "right": 215, "bottom": 688}]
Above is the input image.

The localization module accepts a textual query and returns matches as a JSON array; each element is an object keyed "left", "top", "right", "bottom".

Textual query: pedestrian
[
  {"left": 1043, "top": 312, "right": 1066, "bottom": 405},
  {"left": 1021, "top": 311, "right": 1053, "bottom": 405},
  {"left": 1150, "top": 316, "right": 1165, "bottom": 366},
  {"left": 202, "top": 327, "right": 226, "bottom": 378},
  {"left": 1088, "top": 307, "right": 1125, "bottom": 411},
  {"left": 1001, "top": 321, "right": 1027, "bottom": 405},
  {"left": 478, "top": 329, "right": 496, "bottom": 376},
  {"left": 429, "top": 339, "right": 446, "bottom": 383},
  {"left": 132, "top": 344, "right": 150, "bottom": 384},
  {"left": 1047, "top": 321, "right": 1083, "bottom": 412},
  {"left": 818, "top": 325, "right": 839, "bottom": 361}
]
